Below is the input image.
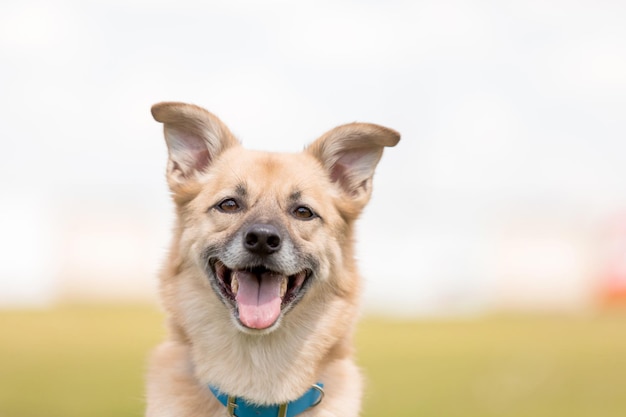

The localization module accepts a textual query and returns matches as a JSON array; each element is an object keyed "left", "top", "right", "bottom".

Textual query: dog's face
[
  {"left": 182, "top": 149, "right": 348, "bottom": 333},
  {"left": 152, "top": 102, "right": 399, "bottom": 335}
]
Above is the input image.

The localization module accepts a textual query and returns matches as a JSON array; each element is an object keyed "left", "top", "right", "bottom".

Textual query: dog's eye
[
  {"left": 292, "top": 206, "right": 315, "bottom": 220},
  {"left": 216, "top": 198, "right": 241, "bottom": 213}
]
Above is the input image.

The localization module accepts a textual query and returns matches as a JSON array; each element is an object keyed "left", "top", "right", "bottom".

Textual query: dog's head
[{"left": 152, "top": 102, "right": 399, "bottom": 334}]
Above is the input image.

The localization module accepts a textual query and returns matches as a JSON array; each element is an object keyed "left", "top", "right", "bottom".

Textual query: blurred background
[
  {"left": 1, "top": 1, "right": 625, "bottom": 416},
  {"left": 2, "top": 0, "right": 626, "bottom": 314}
]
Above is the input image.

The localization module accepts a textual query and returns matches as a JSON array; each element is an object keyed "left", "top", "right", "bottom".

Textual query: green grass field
[{"left": 1, "top": 306, "right": 625, "bottom": 417}]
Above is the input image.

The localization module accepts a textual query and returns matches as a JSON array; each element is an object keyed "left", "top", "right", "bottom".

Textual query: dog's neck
[{"left": 170, "top": 294, "right": 355, "bottom": 406}]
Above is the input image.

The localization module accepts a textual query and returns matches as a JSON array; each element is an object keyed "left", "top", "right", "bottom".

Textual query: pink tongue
[{"left": 234, "top": 271, "right": 284, "bottom": 329}]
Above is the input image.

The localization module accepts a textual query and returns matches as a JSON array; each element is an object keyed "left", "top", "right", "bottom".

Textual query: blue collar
[{"left": 208, "top": 383, "right": 324, "bottom": 417}]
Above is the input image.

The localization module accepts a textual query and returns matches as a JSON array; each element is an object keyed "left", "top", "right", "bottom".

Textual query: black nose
[{"left": 243, "top": 224, "right": 282, "bottom": 255}]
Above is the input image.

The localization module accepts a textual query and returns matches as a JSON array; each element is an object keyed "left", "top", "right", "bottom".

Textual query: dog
[{"left": 146, "top": 102, "right": 400, "bottom": 417}]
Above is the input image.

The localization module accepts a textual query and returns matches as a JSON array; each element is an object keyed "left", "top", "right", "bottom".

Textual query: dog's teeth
[
  {"left": 280, "top": 277, "right": 288, "bottom": 298},
  {"left": 231, "top": 274, "right": 239, "bottom": 295}
]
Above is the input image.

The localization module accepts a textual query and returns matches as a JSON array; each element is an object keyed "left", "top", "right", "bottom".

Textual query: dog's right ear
[{"left": 151, "top": 102, "right": 240, "bottom": 193}]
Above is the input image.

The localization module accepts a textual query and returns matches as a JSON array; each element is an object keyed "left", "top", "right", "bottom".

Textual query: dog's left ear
[{"left": 306, "top": 122, "right": 400, "bottom": 206}]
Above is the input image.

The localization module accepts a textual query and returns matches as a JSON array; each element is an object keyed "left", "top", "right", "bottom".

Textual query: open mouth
[{"left": 210, "top": 259, "right": 310, "bottom": 330}]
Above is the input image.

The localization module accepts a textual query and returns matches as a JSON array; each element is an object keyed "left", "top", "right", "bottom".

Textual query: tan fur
[{"left": 146, "top": 102, "right": 399, "bottom": 417}]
